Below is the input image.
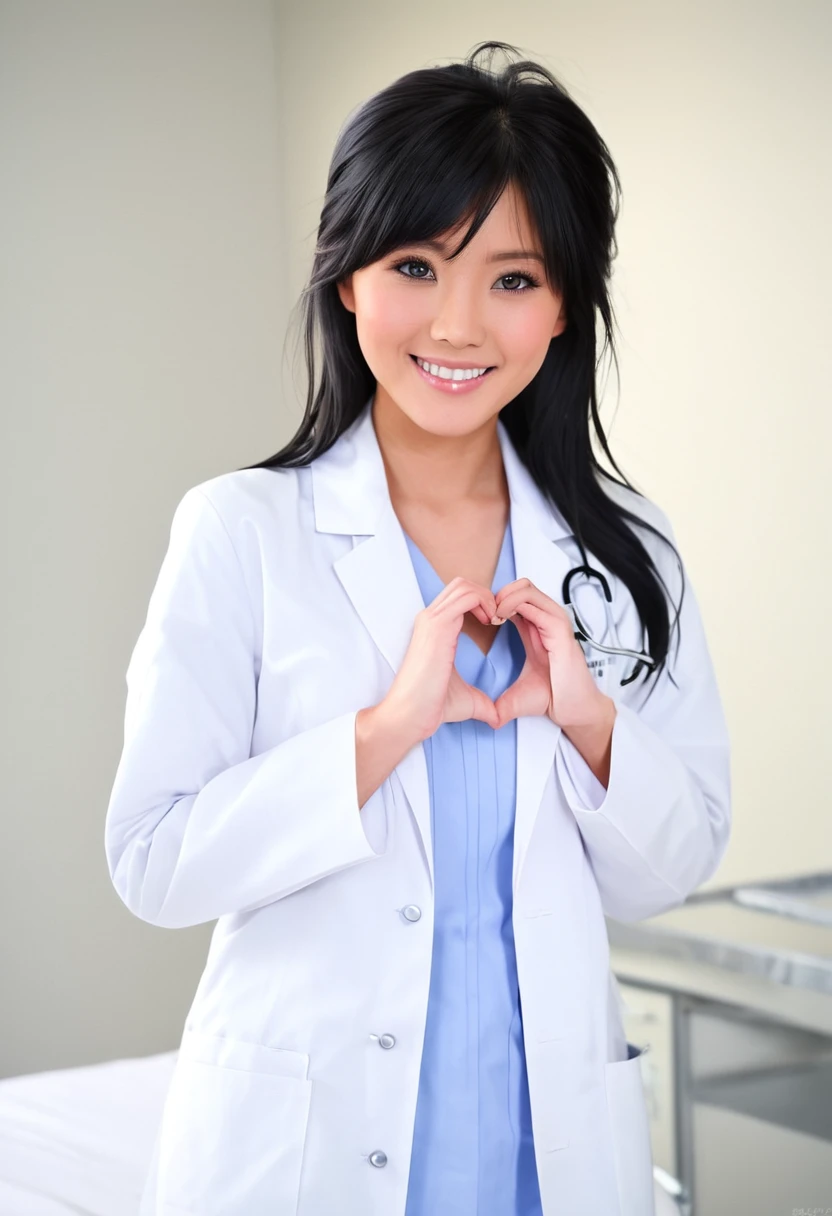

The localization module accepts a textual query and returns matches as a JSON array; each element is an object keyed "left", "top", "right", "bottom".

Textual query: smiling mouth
[{"left": 409, "top": 354, "right": 497, "bottom": 374}]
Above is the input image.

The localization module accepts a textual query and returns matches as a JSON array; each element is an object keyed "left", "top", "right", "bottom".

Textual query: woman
[{"left": 107, "top": 41, "right": 731, "bottom": 1216}]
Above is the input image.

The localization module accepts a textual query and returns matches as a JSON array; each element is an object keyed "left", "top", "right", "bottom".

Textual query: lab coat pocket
[
  {"left": 156, "top": 1028, "right": 312, "bottom": 1216},
  {"left": 604, "top": 1041, "right": 655, "bottom": 1216}
]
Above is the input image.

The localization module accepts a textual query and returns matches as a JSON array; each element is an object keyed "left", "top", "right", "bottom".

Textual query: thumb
[
  {"left": 494, "top": 675, "right": 527, "bottom": 727},
  {"left": 467, "top": 684, "right": 500, "bottom": 730}
]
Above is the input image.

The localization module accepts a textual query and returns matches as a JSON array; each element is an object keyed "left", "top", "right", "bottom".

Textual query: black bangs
[
  {"left": 238, "top": 40, "right": 684, "bottom": 696},
  {"left": 323, "top": 83, "right": 522, "bottom": 279}
]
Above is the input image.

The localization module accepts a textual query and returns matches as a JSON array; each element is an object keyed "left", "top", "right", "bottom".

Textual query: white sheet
[{"left": 0, "top": 1052, "right": 176, "bottom": 1216}]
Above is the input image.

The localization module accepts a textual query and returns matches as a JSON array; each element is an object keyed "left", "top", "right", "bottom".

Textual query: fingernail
[{"left": 491, "top": 614, "right": 504, "bottom": 626}]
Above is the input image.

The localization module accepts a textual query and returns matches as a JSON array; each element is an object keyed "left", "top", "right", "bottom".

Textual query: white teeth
[{"left": 415, "top": 357, "right": 490, "bottom": 381}]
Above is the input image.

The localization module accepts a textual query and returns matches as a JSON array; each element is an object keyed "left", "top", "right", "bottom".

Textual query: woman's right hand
[{"left": 381, "top": 577, "right": 502, "bottom": 743}]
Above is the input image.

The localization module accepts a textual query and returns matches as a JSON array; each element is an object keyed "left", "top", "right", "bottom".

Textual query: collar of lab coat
[{"left": 310, "top": 392, "right": 577, "bottom": 892}]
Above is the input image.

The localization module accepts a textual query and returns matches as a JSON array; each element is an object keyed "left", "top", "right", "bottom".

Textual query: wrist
[
  {"left": 551, "top": 693, "right": 617, "bottom": 735},
  {"left": 560, "top": 696, "right": 617, "bottom": 789},
  {"left": 368, "top": 697, "right": 425, "bottom": 751}
]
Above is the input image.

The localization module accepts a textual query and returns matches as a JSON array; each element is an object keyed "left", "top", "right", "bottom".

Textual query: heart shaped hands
[{"left": 382, "top": 575, "right": 613, "bottom": 745}]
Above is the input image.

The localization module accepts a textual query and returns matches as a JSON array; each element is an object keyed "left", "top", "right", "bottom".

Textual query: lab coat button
[
  {"left": 379, "top": 1033, "right": 396, "bottom": 1049},
  {"left": 369, "top": 1150, "right": 388, "bottom": 1168},
  {"left": 402, "top": 904, "right": 421, "bottom": 921}
]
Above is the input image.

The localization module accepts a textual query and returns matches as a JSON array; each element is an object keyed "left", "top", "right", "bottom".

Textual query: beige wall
[{"left": 2, "top": 0, "right": 829, "bottom": 1076}]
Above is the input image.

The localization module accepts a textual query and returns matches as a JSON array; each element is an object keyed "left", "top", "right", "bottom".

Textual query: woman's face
[{"left": 337, "top": 183, "right": 567, "bottom": 439}]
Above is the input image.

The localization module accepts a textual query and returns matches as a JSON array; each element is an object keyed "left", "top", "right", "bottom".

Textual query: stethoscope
[{"left": 562, "top": 565, "right": 657, "bottom": 687}]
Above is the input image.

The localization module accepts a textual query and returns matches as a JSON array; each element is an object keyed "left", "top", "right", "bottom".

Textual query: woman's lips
[{"left": 409, "top": 354, "right": 496, "bottom": 394}]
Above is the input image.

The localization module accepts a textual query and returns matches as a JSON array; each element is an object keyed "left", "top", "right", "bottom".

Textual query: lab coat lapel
[{"left": 310, "top": 394, "right": 577, "bottom": 894}]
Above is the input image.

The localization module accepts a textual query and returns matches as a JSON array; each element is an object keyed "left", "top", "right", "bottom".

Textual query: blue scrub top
[{"left": 402, "top": 519, "right": 545, "bottom": 1216}]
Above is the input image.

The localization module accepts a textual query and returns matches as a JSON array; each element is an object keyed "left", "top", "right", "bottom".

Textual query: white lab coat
[{"left": 105, "top": 395, "right": 731, "bottom": 1216}]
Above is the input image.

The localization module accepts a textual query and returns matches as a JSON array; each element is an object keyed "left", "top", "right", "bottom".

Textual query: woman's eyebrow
[{"left": 410, "top": 238, "right": 545, "bottom": 265}]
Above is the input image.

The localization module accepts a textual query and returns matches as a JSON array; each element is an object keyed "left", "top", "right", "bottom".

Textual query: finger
[
  {"left": 510, "top": 610, "right": 548, "bottom": 662},
  {"left": 495, "top": 589, "right": 571, "bottom": 629},
  {"left": 433, "top": 583, "right": 498, "bottom": 625},
  {"left": 493, "top": 577, "right": 532, "bottom": 598},
  {"left": 500, "top": 599, "right": 568, "bottom": 650},
  {"left": 494, "top": 583, "right": 554, "bottom": 615},
  {"left": 466, "top": 683, "right": 500, "bottom": 729},
  {"left": 436, "top": 575, "right": 497, "bottom": 606}
]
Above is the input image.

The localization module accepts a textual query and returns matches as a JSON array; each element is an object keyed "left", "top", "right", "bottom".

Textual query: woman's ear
[{"left": 336, "top": 276, "right": 355, "bottom": 313}]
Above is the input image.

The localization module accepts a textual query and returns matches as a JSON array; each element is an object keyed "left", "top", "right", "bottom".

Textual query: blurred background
[{"left": 1, "top": 2, "right": 830, "bottom": 1214}]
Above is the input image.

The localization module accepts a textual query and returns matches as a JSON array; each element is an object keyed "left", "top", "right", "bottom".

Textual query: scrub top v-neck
[{"left": 401, "top": 519, "right": 545, "bottom": 1216}]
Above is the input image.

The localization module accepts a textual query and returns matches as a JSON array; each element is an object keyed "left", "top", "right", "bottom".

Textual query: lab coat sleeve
[
  {"left": 555, "top": 736, "right": 607, "bottom": 811},
  {"left": 555, "top": 512, "right": 731, "bottom": 924},
  {"left": 104, "top": 486, "right": 382, "bottom": 930}
]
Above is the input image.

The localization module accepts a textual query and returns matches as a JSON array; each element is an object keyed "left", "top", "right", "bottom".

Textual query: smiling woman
[
  {"left": 107, "top": 38, "right": 730, "bottom": 1216},
  {"left": 241, "top": 42, "right": 682, "bottom": 690}
]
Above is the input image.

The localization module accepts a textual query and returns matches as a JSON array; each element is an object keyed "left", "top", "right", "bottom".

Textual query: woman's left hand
[{"left": 491, "top": 577, "right": 611, "bottom": 730}]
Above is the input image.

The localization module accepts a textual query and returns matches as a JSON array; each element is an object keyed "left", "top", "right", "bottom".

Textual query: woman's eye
[
  {"left": 396, "top": 260, "right": 431, "bottom": 280},
  {"left": 496, "top": 273, "right": 538, "bottom": 291},
  {"left": 391, "top": 259, "right": 539, "bottom": 292}
]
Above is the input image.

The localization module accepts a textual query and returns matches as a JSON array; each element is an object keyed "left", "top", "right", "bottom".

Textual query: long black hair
[{"left": 239, "top": 40, "right": 683, "bottom": 694}]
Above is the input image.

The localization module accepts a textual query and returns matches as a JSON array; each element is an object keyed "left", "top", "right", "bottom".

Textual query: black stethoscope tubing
[{"left": 562, "top": 565, "right": 657, "bottom": 687}]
